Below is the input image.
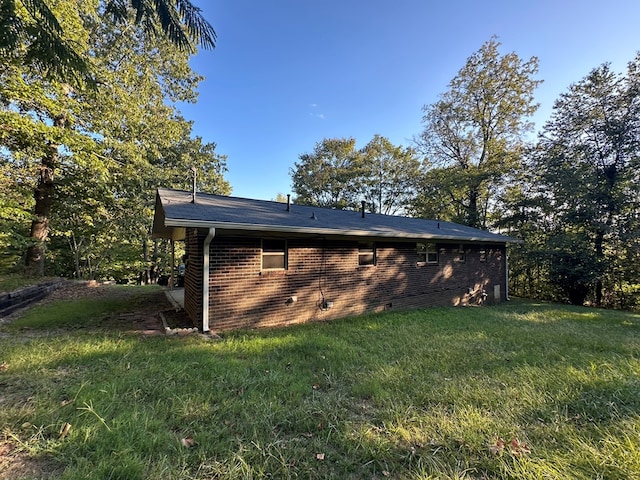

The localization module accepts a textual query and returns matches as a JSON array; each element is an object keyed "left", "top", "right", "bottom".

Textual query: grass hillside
[{"left": 1, "top": 289, "right": 639, "bottom": 479}]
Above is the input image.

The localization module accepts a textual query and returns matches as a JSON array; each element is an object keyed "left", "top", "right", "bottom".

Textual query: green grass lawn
[
  {"left": 1, "top": 292, "right": 639, "bottom": 479},
  {"left": 0, "top": 274, "right": 61, "bottom": 293}
]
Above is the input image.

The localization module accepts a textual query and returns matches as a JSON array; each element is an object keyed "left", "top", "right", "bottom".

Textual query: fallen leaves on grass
[
  {"left": 509, "top": 438, "right": 531, "bottom": 456},
  {"left": 489, "top": 437, "right": 505, "bottom": 454},
  {"left": 489, "top": 437, "right": 531, "bottom": 456},
  {"left": 181, "top": 437, "right": 196, "bottom": 448}
]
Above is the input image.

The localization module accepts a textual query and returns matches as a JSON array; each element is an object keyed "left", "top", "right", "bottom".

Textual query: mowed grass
[{"left": 1, "top": 293, "right": 639, "bottom": 479}]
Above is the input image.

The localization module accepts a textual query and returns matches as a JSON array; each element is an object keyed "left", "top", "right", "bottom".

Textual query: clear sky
[{"left": 179, "top": 0, "right": 640, "bottom": 201}]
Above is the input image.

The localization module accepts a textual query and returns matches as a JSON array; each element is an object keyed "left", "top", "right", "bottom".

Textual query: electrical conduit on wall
[
  {"left": 202, "top": 227, "right": 216, "bottom": 332},
  {"left": 505, "top": 251, "right": 510, "bottom": 301}
]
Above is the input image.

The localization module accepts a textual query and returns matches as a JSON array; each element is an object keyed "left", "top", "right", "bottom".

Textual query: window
[
  {"left": 262, "top": 239, "right": 287, "bottom": 270},
  {"left": 479, "top": 249, "right": 486, "bottom": 262},
  {"left": 455, "top": 244, "right": 466, "bottom": 263},
  {"left": 417, "top": 242, "right": 438, "bottom": 264},
  {"left": 358, "top": 242, "right": 376, "bottom": 266}
]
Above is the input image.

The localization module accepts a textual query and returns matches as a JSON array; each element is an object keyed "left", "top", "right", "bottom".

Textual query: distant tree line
[{"left": 291, "top": 38, "right": 640, "bottom": 310}]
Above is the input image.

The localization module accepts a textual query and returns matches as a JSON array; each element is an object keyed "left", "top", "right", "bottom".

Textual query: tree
[
  {"left": 291, "top": 136, "right": 421, "bottom": 214},
  {"left": 533, "top": 57, "right": 640, "bottom": 306},
  {"left": 1, "top": 0, "right": 228, "bottom": 278},
  {"left": 0, "top": 0, "right": 216, "bottom": 83},
  {"left": 417, "top": 37, "right": 541, "bottom": 228},
  {"left": 291, "top": 138, "right": 362, "bottom": 209},
  {"left": 359, "top": 134, "right": 421, "bottom": 215},
  {"left": 491, "top": 165, "right": 554, "bottom": 300},
  {"left": 0, "top": 153, "right": 33, "bottom": 271},
  {"left": 0, "top": 0, "right": 96, "bottom": 275},
  {"left": 411, "top": 166, "right": 471, "bottom": 221}
]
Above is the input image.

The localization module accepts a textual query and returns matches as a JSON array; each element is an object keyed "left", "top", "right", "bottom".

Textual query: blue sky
[{"left": 179, "top": 0, "right": 640, "bottom": 201}]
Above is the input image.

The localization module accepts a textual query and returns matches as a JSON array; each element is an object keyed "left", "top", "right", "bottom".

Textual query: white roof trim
[{"left": 163, "top": 218, "right": 504, "bottom": 243}]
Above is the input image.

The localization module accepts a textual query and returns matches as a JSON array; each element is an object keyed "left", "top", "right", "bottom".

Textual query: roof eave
[{"left": 163, "top": 218, "right": 515, "bottom": 243}]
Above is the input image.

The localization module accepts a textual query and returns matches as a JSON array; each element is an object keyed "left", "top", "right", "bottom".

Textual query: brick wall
[
  {"left": 184, "top": 230, "right": 506, "bottom": 331},
  {"left": 183, "top": 228, "right": 204, "bottom": 327}
]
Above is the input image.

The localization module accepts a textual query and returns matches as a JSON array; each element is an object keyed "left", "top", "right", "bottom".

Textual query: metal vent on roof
[{"left": 190, "top": 166, "right": 197, "bottom": 204}]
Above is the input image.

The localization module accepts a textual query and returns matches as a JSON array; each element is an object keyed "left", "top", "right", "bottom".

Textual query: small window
[
  {"left": 417, "top": 242, "right": 438, "bottom": 264},
  {"left": 262, "top": 239, "right": 287, "bottom": 270},
  {"left": 479, "top": 249, "right": 486, "bottom": 262},
  {"left": 455, "top": 244, "right": 466, "bottom": 263},
  {"left": 358, "top": 242, "right": 376, "bottom": 266}
]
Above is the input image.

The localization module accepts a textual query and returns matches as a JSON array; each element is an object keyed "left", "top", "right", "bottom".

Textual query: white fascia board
[{"left": 164, "top": 218, "right": 508, "bottom": 243}]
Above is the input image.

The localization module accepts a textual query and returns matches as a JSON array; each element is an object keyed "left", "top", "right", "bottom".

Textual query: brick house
[{"left": 152, "top": 188, "right": 517, "bottom": 332}]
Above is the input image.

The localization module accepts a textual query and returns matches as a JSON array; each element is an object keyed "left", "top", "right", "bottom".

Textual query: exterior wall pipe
[
  {"left": 202, "top": 227, "right": 216, "bottom": 332},
  {"left": 505, "top": 251, "right": 510, "bottom": 301},
  {"left": 170, "top": 240, "right": 175, "bottom": 290}
]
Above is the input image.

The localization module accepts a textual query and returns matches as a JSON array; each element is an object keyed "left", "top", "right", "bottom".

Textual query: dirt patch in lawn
[
  {"left": 0, "top": 440, "right": 63, "bottom": 480},
  {"left": 1, "top": 281, "right": 182, "bottom": 336}
]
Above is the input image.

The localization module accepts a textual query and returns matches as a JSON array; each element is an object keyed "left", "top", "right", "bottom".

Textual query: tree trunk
[
  {"left": 25, "top": 114, "right": 66, "bottom": 276},
  {"left": 67, "top": 234, "right": 84, "bottom": 279},
  {"left": 143, "top": 236, "right": 149, "bottom": 263},
  {"left": 467, "top": 187, "right": 480, "bottom": 229}
]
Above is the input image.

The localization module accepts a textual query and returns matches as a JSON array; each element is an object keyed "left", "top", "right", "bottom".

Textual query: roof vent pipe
[
  {"left": 190, "top": 166, "right": 197, "bottom": 204},
  {"left": 287, "top": 194, "right": 291, "bottom": 212},
  {"left": 361, "top": 201, "right": 366, "bottom": 218}
]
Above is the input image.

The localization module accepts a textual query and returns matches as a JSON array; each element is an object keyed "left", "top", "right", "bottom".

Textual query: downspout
[
  {"left": 202, "top": 227, "right": 216, "bottom": 332},
  {"left": 170, "top": 240, "right": 175, "bottom": 290}
]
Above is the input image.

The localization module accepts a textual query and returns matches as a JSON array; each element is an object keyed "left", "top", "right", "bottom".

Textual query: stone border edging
[{"left": 0, "top": 279, "right": 68, "bottom": 320}]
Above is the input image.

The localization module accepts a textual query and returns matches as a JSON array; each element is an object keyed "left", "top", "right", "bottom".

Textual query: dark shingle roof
[{"left": 153, "top": 188, "right": 517, "bottom": 243}]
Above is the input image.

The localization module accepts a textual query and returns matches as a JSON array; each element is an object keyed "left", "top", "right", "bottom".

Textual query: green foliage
[
  {"left": 0, "top": 0, "right": 216, "bottom": 84},
  {"left": 0, "top": 155, "right": 33, "bottom": 271},
  {"left": 0, "top": 274, "right": 59, "bottom": 292},
  {"left": 359, "top": 134, "right": 421, "bottom": 214},
  {"left": 0, "top": 0, "right": 95, "bottom": 83},
  {"left": 531, "top": 56, "right": 640, "bottom": 307},
  {"left": 546, "top": 231, "right": 602, "bottom": 305},
  {"left": 291, "top": 137, "right": 362, "bottom": 209},
  {"left": 1, "top": 297, "right": 640, "bottom": 478},
  {"left": 0, "top": 0, "right": 229, "bottom": 280},
  {"left": 291, "top": 135, "right": 421, "bottom": 213},
  {"left": 417, "top": 37, "right": 541, "bottom": 228}
]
